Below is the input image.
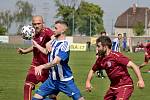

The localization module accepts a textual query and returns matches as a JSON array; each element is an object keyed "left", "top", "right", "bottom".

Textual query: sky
[{"left": 0, "top": 0, "right": 150, "bottom": 34}]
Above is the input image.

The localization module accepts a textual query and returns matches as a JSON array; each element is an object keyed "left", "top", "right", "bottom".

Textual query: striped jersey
[
  {"left": 112, "top": 38, "right": 120, "bottom": 52},
  {"left": 48, "top": 39, "right": 73, "bottom": 81}
]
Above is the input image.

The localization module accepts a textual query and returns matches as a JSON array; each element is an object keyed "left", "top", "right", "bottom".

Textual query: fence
[{"left": 1, "top": 35, "right": 150, "bottom": 52}]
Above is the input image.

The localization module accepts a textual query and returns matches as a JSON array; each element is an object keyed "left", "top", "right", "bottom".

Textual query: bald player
[{"left": 17, "top": 15, "right": 55, "bottom": 100}]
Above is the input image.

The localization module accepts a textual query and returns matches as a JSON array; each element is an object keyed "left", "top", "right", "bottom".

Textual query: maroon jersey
[
  {"left": 145, "top": 42, "right": 150, "bottom": 55},
  {"left": 32, "top": 27, "right": 53, "bottom": 66},
  {"left": 92, "top": 51, "right": 133, "bottom": 88}
]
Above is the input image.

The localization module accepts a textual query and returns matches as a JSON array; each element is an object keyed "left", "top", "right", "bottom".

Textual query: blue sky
[{"left": 0, "top": 0, "right": 150, "bottom": 34}]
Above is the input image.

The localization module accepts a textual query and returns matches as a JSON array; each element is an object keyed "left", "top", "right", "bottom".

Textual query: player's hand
[
  {"left": 46, "top": 42, "right": 52, "bottom": 52},
  {"left": 34, "top": 65, "right": 45, "bottom": 76},
  {"left": 145, "top": 52, "right": 148, "bottom": 56},
  {"left": 137, "top": 80, "right": 145, "bottom": 89},
  {"left": 17, "top": 48, "right": 24, "bottom": 54},
  {"left": 85, "top": 82, "right": 92, "bottom": 92},
  {"left": 32, "top": 39, "right": 37, "bottom": 47}
]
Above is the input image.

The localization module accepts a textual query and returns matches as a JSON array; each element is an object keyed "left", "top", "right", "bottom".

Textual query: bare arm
[
  {"left": 85, "top": 69, "right": 95, "bottom": 92},
  {"left": 17, "top": 46, "right": 33, "bottom": 54},
  {"left": 127, "top": 61, "right": 145, "bottom": 89},
  {"left": 34, "top": 56, "right": 61, "bottom": 75},
  {"left": 32, "top": 39, "right": 48, "bottom": 55}
]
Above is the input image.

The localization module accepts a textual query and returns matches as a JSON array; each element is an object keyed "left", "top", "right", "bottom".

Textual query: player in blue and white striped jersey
[
  {"left": 112, "top": 34, "right": 122, "bottom": 52},
  {"left": 32, "top": 20, "right": 85, "bottom": 100}
]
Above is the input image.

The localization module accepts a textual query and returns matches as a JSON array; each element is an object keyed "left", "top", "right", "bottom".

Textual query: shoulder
[
  {"left": 42, "top": 27, "right": 54, "bottom": 36},
  {"left": 60, "top": 40, "right": 69, "bottom": 52},
  {"left": 146, "top": 43, "right": 150, "bottom": 47},
  {"left": 113, "top": 38, "right": 118, "bottom": 42},
  {"left": 61, "top": 40, "right": 69, "bottom": 47},
  {"left": 110, "top": 51, "right": 123, "bottom": 58}
]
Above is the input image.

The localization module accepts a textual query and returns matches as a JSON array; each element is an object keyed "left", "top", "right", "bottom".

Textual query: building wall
[
  {"left": 115, "top": 28, "right": 134, "bottom": 37},
  {"left": 115, "top": 27, "right": 150, "bottom": 37}
]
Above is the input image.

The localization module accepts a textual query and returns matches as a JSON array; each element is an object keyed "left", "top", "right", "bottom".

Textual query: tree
[
  {"left": 54, "top": 0, "right": 81, "bottom": 36},
  {"left": 0, "top": 10, "right": 14, "bottom": 33},
  {"left": 0, "top": 25, "right": 7, "bottom": 35},
  {"left": 14, "top": 0, "right": 33, "bottom": 33},
  {"left": 76, "top": 1, "right": 104, "bottom": 36},
  {"left": 133, "top": 22, "right": 145, "bottom": 36},
  {"left": 54, "top": 0, "right": 104, "bottom": 36},
  {"left": 54, "top": 0, "right": 80, "bottom": 8}
]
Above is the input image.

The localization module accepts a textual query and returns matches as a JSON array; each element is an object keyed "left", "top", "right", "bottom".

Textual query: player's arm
[
  {"left": 35, "top": 55, "right": 61, "bottom": 75},
  {"left": 145, "top": 52, "right": 148, "bottom": 55},
  {"left": 85, "top": 69, "right": 95, "bottom": 92},
  {"left": 127, "top": 61, "right": 145, "bottom": 89},
  {"left": 46, "top": 40, "right": 53, "bottom": 52},
  {"left": 32, "top": 39, "right": 48, "bottom": 55},
  {"left": 17, "top": 46, "right": 33, "bottom": 54}
]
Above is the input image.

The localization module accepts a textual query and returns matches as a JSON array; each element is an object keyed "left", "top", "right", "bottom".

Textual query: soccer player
[
  {"left": 96, "top": 31, "right": 106, "bottom": 78},
  {"left": 85, "top": 36, "right": 145, "bottom": 100},
  {"left": 32, "top": 20, "right": 85, "bottom": 100},
  {"left": 17, "top": 15, "right": 56, "bottom": 100},
  {"left": 112, "top": 33, "right": 122, "bottom": 52},
  {"left": 139, "top": 41, "right": 150, "bottom": 72}
]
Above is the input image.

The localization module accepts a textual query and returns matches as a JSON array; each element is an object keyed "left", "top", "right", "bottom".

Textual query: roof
[{"left": 115, "top": 6, "right": 150, "bottom": 28}]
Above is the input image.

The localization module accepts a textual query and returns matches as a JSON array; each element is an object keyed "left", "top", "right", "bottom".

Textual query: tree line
[
  {"left": 0, "top": 0, "right": 106, "bottom": 36},
  {"left": 0, "top": 0, "right": 33, "bottom": 35}
]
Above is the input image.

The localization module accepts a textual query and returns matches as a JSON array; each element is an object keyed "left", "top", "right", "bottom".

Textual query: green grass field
[{"left": 0, "top": 44, "right": 150, "bottom": 100}]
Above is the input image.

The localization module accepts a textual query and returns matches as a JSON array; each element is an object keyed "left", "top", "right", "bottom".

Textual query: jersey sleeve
[
  {"left": 57, "top": 41, "right": 69, "bottom": 61},
  {"left": 92, "top": 57, "right": 102, "bottom": 72}
]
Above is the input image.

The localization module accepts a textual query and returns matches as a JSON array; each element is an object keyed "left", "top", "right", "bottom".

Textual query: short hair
[
  {"left": 100, "top": 31, "right": 106, "bottom": 35},
  {"left": 55, "top": 20, "right": 68, "bottom": 32},
  {"left": 118, "top": 33, "right": 122, "bottom": 36},
  {"left": 96, "top": 36, "right": 112, "bottom": 49},
  {"left": 32, "top": 15, "right": 44, "bottom": 23},
  {"left": 55, "top": 20, "right": 68, "bottom": 27}
]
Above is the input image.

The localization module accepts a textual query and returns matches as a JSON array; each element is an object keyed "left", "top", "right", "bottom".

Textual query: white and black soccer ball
[{"left": 21, "top": 25, "right": 35, "bottom": 40}]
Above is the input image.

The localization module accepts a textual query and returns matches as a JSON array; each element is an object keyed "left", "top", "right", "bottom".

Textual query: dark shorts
[
  {"left": 25, "top": 65, "right": 49, "bottom": 85},
  {"left": 104, "top": 85, "right": 134, "bottom": 100},
  {"left": 144, "top": 55, "right": 150, "bottom": 62}
]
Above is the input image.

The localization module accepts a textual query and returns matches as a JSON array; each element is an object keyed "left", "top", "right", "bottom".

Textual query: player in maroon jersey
[
  {"left": 85, "top": 36, "right": 145, "bottom": 100},
  {"left": 139, "top": 41, "right": 150, "bottom": 72},
  {"left": 96, "top": 31, "right": 106, "bottom": 78},
  {"left": 17, "top": 16, "right": 56, "bottom": 100}
]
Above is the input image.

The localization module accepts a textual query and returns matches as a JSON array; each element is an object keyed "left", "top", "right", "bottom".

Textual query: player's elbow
[{"left": 127, "top": 61, "right": 137, "bottom": 68}]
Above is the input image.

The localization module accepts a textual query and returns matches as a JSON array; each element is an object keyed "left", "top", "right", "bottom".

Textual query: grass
[{"left": 0, "top": 44, "right": 150, "bottom": 100}]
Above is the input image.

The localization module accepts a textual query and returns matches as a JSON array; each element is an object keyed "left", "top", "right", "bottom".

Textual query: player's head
[
  {"left": 96, "top": 36, "right": 112, "bottom": 56},
  {"left": 32, "top": 15, "right": 44, "bottom": 33},
  {"left": 53, "top": 20, "right": 68, "bottom": 38},
  {"left": 100, "top": 31, "right": 106, "bottom": 36},
  {"left": 118, "top": 33, "right": 122, "bottom": 40}
]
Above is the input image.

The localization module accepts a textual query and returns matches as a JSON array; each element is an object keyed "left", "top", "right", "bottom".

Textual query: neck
[
  {"left": 57, "top": 34, "right": 65, "bottom": 40},
  {"left": 106, "top": 49, "right": 111, "bottom": 55}
]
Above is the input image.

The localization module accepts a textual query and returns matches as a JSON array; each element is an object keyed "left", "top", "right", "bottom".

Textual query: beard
[
  {"left": 97, "top": 50, "right": 106, "bottom": 57},
  {"left": 54, "top": 33, "right": 61, "bottom": 38}
]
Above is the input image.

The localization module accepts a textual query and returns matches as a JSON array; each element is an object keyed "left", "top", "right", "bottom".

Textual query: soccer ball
[{"left": 21, "top": 25, "right": 35, "bottom": 40}]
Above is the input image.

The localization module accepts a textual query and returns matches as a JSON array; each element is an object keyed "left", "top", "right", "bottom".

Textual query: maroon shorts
[
  {"left": 144, "top": 55, "right": 150, "bottom": 62},
  {"left": 25, "top": 65, "right": 49, "bottom": 85},
  {"left": 104, "top": 85, "right": 134, "bottom": 100}
]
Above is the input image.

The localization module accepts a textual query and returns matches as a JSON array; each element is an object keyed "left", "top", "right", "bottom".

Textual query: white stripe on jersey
[
  {"left": 49, "top": 39, "right": 72, "bottom": 81},
  {"left": 112, "top": 38, "right": 119, "bottom": 52},
  {"left": 51, "top": 67, "right": 56, "bottom": 80}
]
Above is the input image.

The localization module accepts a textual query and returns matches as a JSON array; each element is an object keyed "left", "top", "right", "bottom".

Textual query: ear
[{"left": 103, "top": 45, "right": 107, "bottom": 49}]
